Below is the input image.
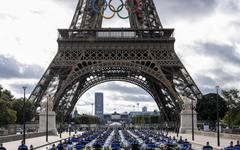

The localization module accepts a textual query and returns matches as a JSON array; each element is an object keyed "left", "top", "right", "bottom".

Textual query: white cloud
[{"left": 76, "top": 81, "right": 158, "bottom": 114}]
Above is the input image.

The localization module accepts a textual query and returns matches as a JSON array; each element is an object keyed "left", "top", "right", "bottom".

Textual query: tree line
[
  {"left": 0, "top": 88, "right": 34, "bottom": 127},
  {"left": 0, "top": 86, "right": 240, "bottom": 128},
  {"left": 132, "top": 115, "right": 162, "bottom": 124},
  {"left": 132, "top": 89, "right": 240, "bottom": 128},
  {"left": 71, "top": 114, "right": 100, "bottom": 124},
  {"left": 196, "top": 89, "right": 240, "bottom": 128}
]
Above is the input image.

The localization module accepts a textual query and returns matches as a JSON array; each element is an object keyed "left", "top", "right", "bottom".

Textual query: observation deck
[{"left": 58, "top": 28, "right": 175, "bottom": 42}]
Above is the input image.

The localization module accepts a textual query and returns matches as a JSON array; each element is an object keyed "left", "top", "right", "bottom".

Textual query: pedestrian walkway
[
  {"left": 168, "top": 132, "right": 239, "bottom": 150},
  {"left": 103, "top": 130, "right": 114, "bottom": 148},
  {"left": 127, "top": 130, "right": 147, "bottom": 148},
  {"left": 119, "top": 130, "right": 128, "bottom": 147},
  {"left": 2, "top": 132, "right": 72, "bottom": 150}
]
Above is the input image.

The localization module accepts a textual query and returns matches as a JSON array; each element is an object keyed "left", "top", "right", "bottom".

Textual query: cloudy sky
[{"left": 0, "top": 0, "right": 240, "bottom": 114}]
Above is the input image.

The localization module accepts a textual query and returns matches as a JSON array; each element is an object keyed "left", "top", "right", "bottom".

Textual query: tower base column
[{"left": 38, "top": 111, "right": 58, "bottom": 135}]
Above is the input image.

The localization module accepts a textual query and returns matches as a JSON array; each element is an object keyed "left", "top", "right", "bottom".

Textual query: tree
[
  {"left": 150, "top": 116, "right": 160, "bottom": 124},
  {"left": 0, "top": 99, "right": 17, "bottom": 126},
  {"left": 196, "top": 93, "right": 228, "bottom": 123},
  {"left": 72, "top": 114, "right": 100, "bottom": 124},
  {"left": 132, "top": 115, "right": 162, "bottom": 124},
  {"left": 222, "top": 89, "right": 240, "bottom": 127},
  {"left": 11, "top": 98, "right": 35, "bottom": 123},
  {"left": 0, "top": 89, "right": 14, "bottom": 101},
  {"left": 6, "top": 109, "right": 17, "bottom": 124}
]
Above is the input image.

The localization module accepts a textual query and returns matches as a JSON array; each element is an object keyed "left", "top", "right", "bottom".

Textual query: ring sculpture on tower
[{"left": 92, "top": 0, "right": 142, "bottom": 19}]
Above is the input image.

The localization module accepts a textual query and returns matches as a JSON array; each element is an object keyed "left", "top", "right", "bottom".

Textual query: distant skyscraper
[
  {"left": 95, "top": 93, "right": 104, "bottom": 116},
  {"left": 142, "top": 106, "right": 147, "bottom": 113}
]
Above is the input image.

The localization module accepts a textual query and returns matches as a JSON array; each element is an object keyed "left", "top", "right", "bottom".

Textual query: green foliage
[
  {"left": 0, "top": 99, "right": 17, "bottom": 126},
  {"left": 11, "top": 98, "right": 35, "bottom": 123},
  {"left": 72, "top": 114, "right": 100, "bottom": 124},
  {"left": 196, "top": 93, "right": 228, "bottom": 122},
  {"left": 132, "top": 115, "right": 161, "bottom": 124},
  {"left": 6, "top": 109, "right": 17, "bottom": 123},
  {"left": 0, "top": 89, "right": 14, "bottom": 101},
  {"left": 0, "top": 86, "right": 34, "bottom": 126},
  {"left": 222, "top": 89, "right": 240, "bottom": 127}
]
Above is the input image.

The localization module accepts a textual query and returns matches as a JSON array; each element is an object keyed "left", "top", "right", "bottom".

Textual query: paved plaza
[
  {"left": 168, "top": 132, "right": 239, "bottom": 150},
  {"left": 2, "top": 132, "right": 71, "bottom": 150},
  {"left": 1, "top": 131, "right": 239, "bottom": 150}
]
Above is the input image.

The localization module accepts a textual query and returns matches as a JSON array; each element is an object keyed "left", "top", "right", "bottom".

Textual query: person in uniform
[
  {"left": 202, "top": 141, "right": 213, "bottom": 150},
  {"left": 0, "top": 144, "right": 7, "bottom": 150},
  {"left": 18, "top": 141, "right": 28, "bottom": 150}
]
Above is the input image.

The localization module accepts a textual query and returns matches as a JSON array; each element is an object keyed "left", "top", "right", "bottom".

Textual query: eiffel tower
[{"left": 29, "top": 0, "right": 202, "bottom": 122}]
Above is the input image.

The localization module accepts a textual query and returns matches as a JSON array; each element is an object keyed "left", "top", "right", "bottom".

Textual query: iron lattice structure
[{"left": 29, "top": 0, "right": 202, "bottom": 121}]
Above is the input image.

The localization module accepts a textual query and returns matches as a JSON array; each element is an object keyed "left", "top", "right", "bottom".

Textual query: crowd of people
[{"left": 0, "top": 128, "right": 240, "bottom": 150}]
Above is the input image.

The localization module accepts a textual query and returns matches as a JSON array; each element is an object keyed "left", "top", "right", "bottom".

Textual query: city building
[
  {"left": 95, "top": 92, "right": 104, "bottom": 117},
  {"left": 103, "top": 112, "right": 129, "bottom": 124},
  {"left": 129, "top": 109, "right": 160, "bottom": 118},
  {"left": 103, "top": 110, "right": 160, "bottom": 124}
]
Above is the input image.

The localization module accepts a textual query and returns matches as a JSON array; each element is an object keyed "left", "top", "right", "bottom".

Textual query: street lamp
[
  {"left": 68, "top": 124, "right": 71, "bottom": 137},
  {"left": 65, "top": 103, "right": 71, "bottom": 137},
  {"left": 216, "top": 85, "right": 220, "bottom": 146},
  {"left": 191, "top": 98, "right": 195, "bottom": 141},
  {"left": 22, "top": 86, "right": 27, "bottom": 144},
  {"left": 59, "top": 109, "right": 63, "bottom": 138},
  {"left": 176, "top": 116, "right": 179, "bottom": 137},
  {"left": 59, "top": 100, "right": 65, "bottom": 139},
  {"left": 0, "top": 84, "right": 3, "bottom": 98},
  {"left": 46, "top": 95, "right": 50, "bottom": 142},
  {"left": 91, "top": 103, "right": 94, "bottom": 115}
]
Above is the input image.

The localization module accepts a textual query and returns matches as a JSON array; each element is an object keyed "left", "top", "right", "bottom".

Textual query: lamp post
[
  {"left": 176, "top": 116, "right": 179, "bottom": 137},
  {"left": 46, "top": 95, "right": 49, "bottom": 142},
  {"left": 22, "top": 86, "right": 27, "bottom": 144},
  {"left": 91, "top": 103, "right": 94, "bottom": 115},
  {"left": 66, "top": 103, "right": 71, "bottom": 137},
  {"left": 191, "top": 98, "right": 195, "bottom": 141},
  {"left": 59, "top": 101, "right": 65, "bottom": 139},
  {"left": 216, "top": 85, "right": 220, "bottom": 146},
  {"left": 68, "top": 124, "right": 71, "bottom": 137},
  {"left": 60, "top": 110, "right": 63, "bottom": 138},
  {"left": 0, "top": 84, "right": 3, "bottom": 98}
]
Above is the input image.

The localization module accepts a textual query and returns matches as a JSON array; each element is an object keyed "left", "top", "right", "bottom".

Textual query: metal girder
[
  {"left": 70, "top": 0, "right": 85, "bottom": 29},
  {"left": 70, "top": 0, "right": 104, "bottom": 29},
  {"left": 55, "top": 69, "right": 181, "bottom": 121},
  {"left": 61, "top": 74, "right": 152, "bottom": 120},
  {"left": 130, "top": 0, "right": 163, "bottom": 29},
  {"left": 48, "top": 60, "right": 186, "bottom": 119}
]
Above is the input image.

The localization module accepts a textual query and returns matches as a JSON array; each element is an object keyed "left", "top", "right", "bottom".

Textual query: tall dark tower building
[{"left": 95, "top": 93, "right": 104, "bottom": 117}]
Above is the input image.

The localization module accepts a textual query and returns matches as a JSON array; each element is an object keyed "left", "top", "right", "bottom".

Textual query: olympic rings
[
  {"left": 100, "top": 4, "right": 116, "bottom": 19},
  {"left": 92, "top": 0, "right": 108, "bottom": 13},
  {"left": 109, "top": 0, "right": 124, "bottom": 12},
  {"left": 125, "top": 0, "right": 141, "bottom": 13},
  {"left": 92, "top": 0, "right": 142, "bottom": 19},
  {"left": 117, "top": 4, "right": 129, "bottom": 19}
]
